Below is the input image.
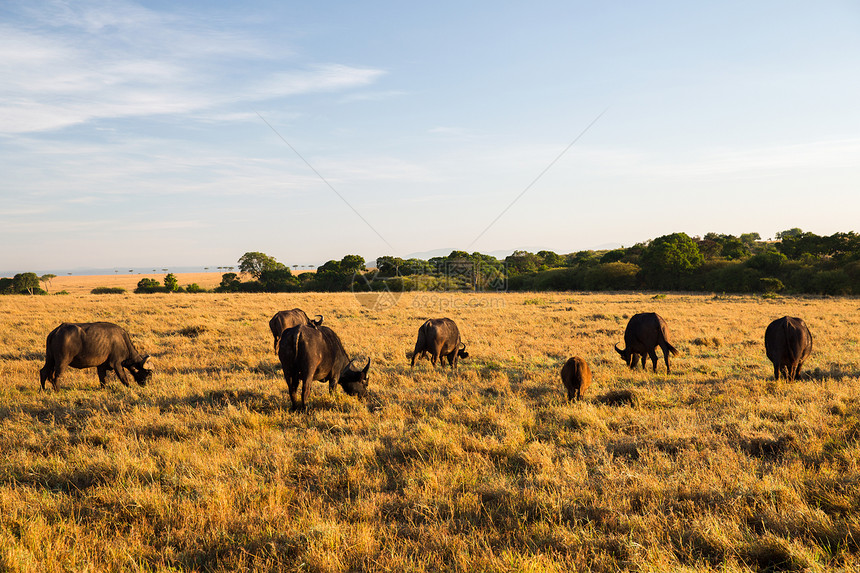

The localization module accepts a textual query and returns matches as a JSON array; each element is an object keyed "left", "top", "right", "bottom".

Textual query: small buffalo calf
[{"left": 561, "top": 356, "right": 591, "bottom": 402}]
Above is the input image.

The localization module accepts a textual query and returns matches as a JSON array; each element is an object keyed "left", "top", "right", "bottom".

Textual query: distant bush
[
  {"left": 164, "top": 273, "right": 180, "bottom": 292},
  {"left": 758, "top": 277, "right": 784, "bottom": 294},
  {"left": 584, "top": 262, "right": 639, "bottom": 291},
  {"left": 185, "top": 283, "right": 205, "bottom": 293},
  {"left": 91, "top": 287, "right": 127, "bottom": 294},
  {"left": 135, "top": 278, "right": 164, "bottom": 294}
]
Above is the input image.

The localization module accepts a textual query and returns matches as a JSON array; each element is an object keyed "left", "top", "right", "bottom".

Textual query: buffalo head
[
  {"left": 340, "top": 358, "right": 370, "bottom": 398},
  {"left": 126, "top": 355, "right": 153, "bottom": 386},
  {"left": 614, "top": 343, "right": 633, "bottom": 367},
  {"left": 457, "top": 343, "right": 469, "bottom": 360}
]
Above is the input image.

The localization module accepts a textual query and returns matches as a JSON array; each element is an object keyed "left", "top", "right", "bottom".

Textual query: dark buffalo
[
  {"left": 765, "top": 316, "right": 813, "bottom": 381},
  {"left": 410, "top": 318, "right": 469, "bottom": 369},
  {"left": 561, "top": 356, "right": 591, "bottom": 401},
  {"left": 614, "top": 312, "right": 678, "bottom": 373},
  {"left": 269, "top": 309, "right": 323, "bottom": 352},
  {"left": 39, "top": 322, "right": 153, "bottom": 390},
  {"left": 278, "top": 324, "right": 369, "bottom": 412}
]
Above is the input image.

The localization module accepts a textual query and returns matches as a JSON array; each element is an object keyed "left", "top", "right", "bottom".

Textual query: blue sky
[{"left": 2, "top": 1, "right": 859, "bottom": 273}]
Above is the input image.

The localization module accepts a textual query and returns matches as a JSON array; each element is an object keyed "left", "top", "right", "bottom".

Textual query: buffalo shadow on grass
[
  {"left": 799, "top": 365, "right": 860, "bottom": 382},
  {"left": 593, "top": 389, "right": 640, "bottom": 408},
  {"left": 0, "top": 351, "right": 44, "bottom": 361},
  {"left": 154, "top": 387, "right": 374, "bottom": 416},
  {"left": 154, "top": 389, "right": 293, "bottom": 415}
]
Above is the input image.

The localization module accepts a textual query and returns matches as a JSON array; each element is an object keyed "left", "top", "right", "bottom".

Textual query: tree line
[
  {"left": 3, "top": 229, "right": 859, "bottom": 296},
  {"left": 212, "top": 229, "right": 860, "bottom": 296}
]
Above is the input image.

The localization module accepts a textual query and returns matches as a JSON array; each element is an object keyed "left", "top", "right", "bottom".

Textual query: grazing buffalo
[
  {"left": 278, "top": 324, "right": 369, "bottom": 412},
  {"left": 765, "top": 316, "right": 813, "bottom": 381},
  {"left": 614, "top": 312, "right": 678, "bottom": 373},
  {"left": 561, "top": 356, "right": 591, "bottom": 402},
  {"left": 410, "top": 318, "right": 469, "bottom": 369},
  {"left": 39, "top": 322, "right": 153, "bottom": 390},
  {"left": 269, "top": 309, "right": 323, "bottom": 352}
]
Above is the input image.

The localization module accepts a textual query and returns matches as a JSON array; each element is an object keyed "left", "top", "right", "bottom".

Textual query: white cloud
[{"left": 0, "top": 4, "right": 384, "bottom": 134}]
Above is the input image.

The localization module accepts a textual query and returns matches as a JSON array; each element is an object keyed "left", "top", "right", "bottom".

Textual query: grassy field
[
  {"left": 1, "top": 290, "right": 859, "bottom": 572},
  {"left": 48, "top": 272, "right": 225, "bottom": 294}
]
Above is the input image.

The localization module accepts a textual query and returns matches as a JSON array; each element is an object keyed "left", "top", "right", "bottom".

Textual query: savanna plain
[{"left": 1, "top": 290, "right": 859, "bottom": 572}]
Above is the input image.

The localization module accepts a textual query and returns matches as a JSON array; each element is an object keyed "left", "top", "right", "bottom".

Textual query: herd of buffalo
[{"left": 37, "top": 308, "right": 814, "bottom": 412}]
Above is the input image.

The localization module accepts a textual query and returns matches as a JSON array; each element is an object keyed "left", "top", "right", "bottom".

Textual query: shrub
[
  {"left": 639, "top": 233, "right": 704, "bottom": 289},
  {"left": 91, "top": 287, "right": 127, "bottom": 294},
  {"left": 813, "top": 269, "right": 851, "bottom": 295},
  {"left": 217, "top": 273, "right": 240, "bottom": 292},
  {"left": 584, "top": 262, "right": 640, "bottom": 291},
  {"left": 747, "top": 250, "right": 787, "bottom": 273},
  {"left": 163, "top": 273, "right": 180, "bottom": 292},
  {"left": 758, "top": 278, "right": 784, "bottom": 294},
  {"left": 134, "top": 278, "right": 164, "bottom": 294}
]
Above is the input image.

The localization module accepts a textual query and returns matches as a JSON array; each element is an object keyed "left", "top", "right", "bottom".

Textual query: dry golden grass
[
  {"left": 48, "top": 272, "right": 225, "bottom": 294},
  {"left": 1, "top": 291, "right": 859, "bottom": 572}
]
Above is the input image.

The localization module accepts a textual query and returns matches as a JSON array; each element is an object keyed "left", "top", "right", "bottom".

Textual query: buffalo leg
[
  {"left": 648, "top": 350, "right": 659, "bottom": 372},
  {"left": 794, "top": 361, "right": 804, "bottom": 381},
  {"left": 111, "top": 362, "right": 132, "bottom": 386},
  {"left": 410, "top": 346, "right": 422, "bottom": 368},
  {"left": 329, "top": 377, "right": 337, "bottom": 395},
  {"left": 638, "top": 354, "right": 646, "bottom": 369},
  {"left": 97, "top": 365, "right": 110, "bottom": 388},
  {"left": 39, "top": 362, "right": 53, "bottom": 391},
  {"left": 49, "top": 363, "right": 67, "bottom": 391},
  {"left": 773, "top": 363, "right": 781, "bottom": 381},
  {"left": 662, "top": 346, "right": 671, "bottom": 374},
  {"left": 288, "top": 375, "right": 301, "bottom": 412},
  {"left": 298, "top": 375, "right": 314, "bottom": 412}
]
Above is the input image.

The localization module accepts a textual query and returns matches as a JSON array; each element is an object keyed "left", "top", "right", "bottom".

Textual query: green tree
[
  {"left": 746, "top": 250, "right": 787, "bottom": 273},
  {"left": 776, "top": 228, "right": 803, "bottom": 240},
  {"left": 339, "top": 255, "right": 366, "bottom": 274},
  {"left": 317, "top": 260, "right": 342, "bottom": 274},
  {"left": 537, "top": 250, "right": 562, "bottom": 268},
  {"left": 40, "top": 274, "right": 57, "bottom": 293},
  {"left": 259, "top": 268, "right": 298, "bottom": 292},
  {"left": 505, "top": 251, "right": 541, "bottom": 274},
  {"left": 600, "top": 249, "right": 626, "bottom": 264},
  {"left": 375, "top": 256, "right": 405, "bottom": 277},
  {"left": 740, "top": 232, "right": 761, "bottom": 245},
  {"left": 569, "top": 250, "right": 599, "bottom": 268},
  {"left": 720, "top": 236, "right": 750, "bottom": 260},
  {"left": 218, "top": 273, "right": 240, "bottom": 292},
  {"left": 13, "top": 272, "right": 40, "bottom": 295},
  {"left": 584, "top": 262, "right": 640, "bottom": 290},
  {"left": 640, "top": 233, "right": 704, "bottom": 289},
  {"left": 163, "top": 273, "right": 179, "bottom": 292},
  {"left": 135, "top": 278, "right": 162, "bottom": 293},
  {"left": 238, "top": 252, "right": 285, "bottom": 279}
]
